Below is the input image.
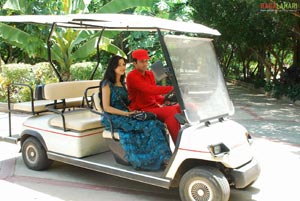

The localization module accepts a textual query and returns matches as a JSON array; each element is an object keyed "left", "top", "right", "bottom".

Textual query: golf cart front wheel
[
  {"left": 22, "top": 137, "right": 53, "bottom": 170},
  {"left": 179, "top": 166, "right": 230, "bottom": 201}
]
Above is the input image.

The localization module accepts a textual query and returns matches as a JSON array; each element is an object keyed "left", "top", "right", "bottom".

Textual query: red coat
[{"left": 126, "top": 68, "right": 173, "bottom": 110}]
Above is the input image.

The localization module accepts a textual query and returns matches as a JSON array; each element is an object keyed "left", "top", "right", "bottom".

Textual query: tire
[
  {"left": 179, "top": 166, "right": 230, "bottom": 201},
  {"left": 22, "top": 137, "right": 53, "bottom": 170}
]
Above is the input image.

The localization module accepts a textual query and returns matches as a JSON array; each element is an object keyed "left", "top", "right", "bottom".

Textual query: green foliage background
[{"left": 0, "top": 0, "right": 299, "bottom": 101}]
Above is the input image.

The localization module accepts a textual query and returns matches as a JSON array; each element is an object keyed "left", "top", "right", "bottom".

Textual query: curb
[
  {"left": 226, "top": 79, "right": 265, "bottom": 93},
  {"left": 0, "top": 102, "right": 8, "bottom": 113},
  {"left": 294, "top": 100, "right": 300, "bottom": 106}
]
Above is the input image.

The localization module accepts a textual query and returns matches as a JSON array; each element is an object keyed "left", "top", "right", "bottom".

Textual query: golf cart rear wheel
[
  {"left": 179, "top": 166, "right": 230, "bottom": 201},
  {"left": 22, "top": 137, "right": 53, "bottom": 170}
]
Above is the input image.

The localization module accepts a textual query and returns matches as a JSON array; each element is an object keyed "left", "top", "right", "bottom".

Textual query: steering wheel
[{"left": 164, "top": 89, "right": 177, "bottom": 104}]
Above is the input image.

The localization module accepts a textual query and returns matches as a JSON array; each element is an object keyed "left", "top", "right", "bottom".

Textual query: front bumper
[{"left": 231, "top": 158, "right": 261, "bottom": 189}]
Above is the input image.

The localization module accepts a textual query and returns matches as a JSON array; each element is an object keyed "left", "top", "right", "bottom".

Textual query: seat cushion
[
  {"left": 49, "top": 109, "right": 103, "bottom": 131},
  {"left": 102, "top": 130, "right": 120, "bottom": 140},
  {"left": 13, "top": 100, "right": 53, "bottom": 113}
]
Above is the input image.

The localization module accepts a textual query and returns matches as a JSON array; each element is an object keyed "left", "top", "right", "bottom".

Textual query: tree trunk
[
  {"left": 221, "top": 44, "right": 234, "bottom": 76},
  {"left": 269, "top": 48, "right": 285, "bottom": 82},
  {"left": 293, "top": 18, "right": 300, "bottom": 67},
  {"left": 257, "top": 51, "right": 264, "bottom": 79},
  {"left": 8, "top": 46, "right": 13, "bottom": 63},
  {"left": 253, "top": 48, "right": 272, "bottom": 82},
  {"left": 242, "top": 60, "right": 246, "bottom": 80}
]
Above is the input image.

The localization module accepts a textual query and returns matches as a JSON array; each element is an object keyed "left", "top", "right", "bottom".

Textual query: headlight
[{"left": 208, "top": 143, "right": 230, "bottom": 157}]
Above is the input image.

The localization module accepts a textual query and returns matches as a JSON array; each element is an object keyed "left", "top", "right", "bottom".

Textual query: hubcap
[
  {"left": 197, "top": 189, "right": 205, "bottom": 196},
  {"left": 189, "top": 181, "right": 212, "bottom": 201},
  {"left": 26, "top": 145, "right": 38, "bottom": 163}
]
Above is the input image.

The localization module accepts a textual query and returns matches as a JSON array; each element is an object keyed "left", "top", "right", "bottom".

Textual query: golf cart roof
[{"left": 0, "top": 13, "right": 221, "bottom": 36}]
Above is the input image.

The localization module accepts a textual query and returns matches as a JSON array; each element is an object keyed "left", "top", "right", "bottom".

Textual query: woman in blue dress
[{"left": 100, "top": 55, "right": 171, "bottom": 171}]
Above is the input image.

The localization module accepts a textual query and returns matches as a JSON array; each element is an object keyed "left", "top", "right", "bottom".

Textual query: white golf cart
[{"left": 0, "top": 14, "right": 260, "bottom": 201}]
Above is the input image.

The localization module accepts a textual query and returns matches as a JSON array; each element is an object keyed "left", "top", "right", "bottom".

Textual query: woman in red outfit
[{"left": 126, "top": 49, "right": 181, "bottom": 144}]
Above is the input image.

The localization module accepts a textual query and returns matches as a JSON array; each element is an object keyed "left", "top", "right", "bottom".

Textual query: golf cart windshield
[{"left": 164, "top": 35, "right": 234, "bottom": 124}]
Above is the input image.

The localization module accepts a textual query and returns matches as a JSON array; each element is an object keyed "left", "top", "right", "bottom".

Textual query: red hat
[{"left": 132, "top": 49, "right": 150, "bottom": 60}]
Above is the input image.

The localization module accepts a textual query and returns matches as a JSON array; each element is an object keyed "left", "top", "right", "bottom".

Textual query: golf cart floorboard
[{"left": 47, "top": 150, "right": 171, "bottom": 188}]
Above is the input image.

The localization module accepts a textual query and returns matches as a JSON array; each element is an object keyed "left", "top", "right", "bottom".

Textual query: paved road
[
  {"left": 228, "top": 83, "right": 300, "bottom": 145},
  {"left": 1, "top": 83, "right": 300, "bottom": 201}
]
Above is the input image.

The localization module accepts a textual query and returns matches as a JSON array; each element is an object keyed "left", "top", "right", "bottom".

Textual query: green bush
[
  {"left": 70, "top": 62, "right": 103, "bottom": 80},
  {"left": 0, "top": 63, "right": 58, "bottom": 102},
  {"left": 265, "top": 82, "right": 300, "bottom": 102},
  {"left": 287, "top": 84, "right": 300, "bottom": 102},
  {"left": 264, "top": 81, "right": 273, "bottom": 92},
  {"left": 271, "top": 82, "right": 288, "bottom": 99},
  {"left": 253, "top": 78, "right": 265, "bottom": 89},
  {"left": 33, "top": 62, "right": 59, "bottom": 84},
  {"left": 0, "top": 64, "right": 33, "bottom": 102},
  {"left": 2, "top": 63, "right": 33, "bottom": 83}
]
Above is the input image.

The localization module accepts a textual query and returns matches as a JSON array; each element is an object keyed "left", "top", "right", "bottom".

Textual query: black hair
[
  {"left": 102, "top": 55, "right": 126, "bottom": 85},
  {"left": 99, "top": 55, "right": 127, "bottom": 109}
]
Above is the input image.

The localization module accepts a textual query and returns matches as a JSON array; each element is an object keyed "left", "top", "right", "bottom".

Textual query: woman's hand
[{"left": 124, "top": 110, "right": 140, "bottom": 116}]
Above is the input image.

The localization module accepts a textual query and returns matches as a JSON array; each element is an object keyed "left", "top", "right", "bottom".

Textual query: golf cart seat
[
  {"left": 44, "top": 80, "right": 101, "bottom": 132},
  {"left": 8, "top": 83, "right": 86, "bottom": 114},
  {"left": 41, "top": 80, "right": 109, "bottom": 158},
  {"left": 12, "top": 97, "right": 84, "bottom": 113}
]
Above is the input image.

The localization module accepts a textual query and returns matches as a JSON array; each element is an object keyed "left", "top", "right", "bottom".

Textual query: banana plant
[{"left": 0, "top": 22, "right": 46, "bottom": 59}]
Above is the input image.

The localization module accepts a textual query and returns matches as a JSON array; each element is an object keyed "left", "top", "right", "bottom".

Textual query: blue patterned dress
[{"left": 101, "top": 81, "right": 171, "bottom": 171}]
